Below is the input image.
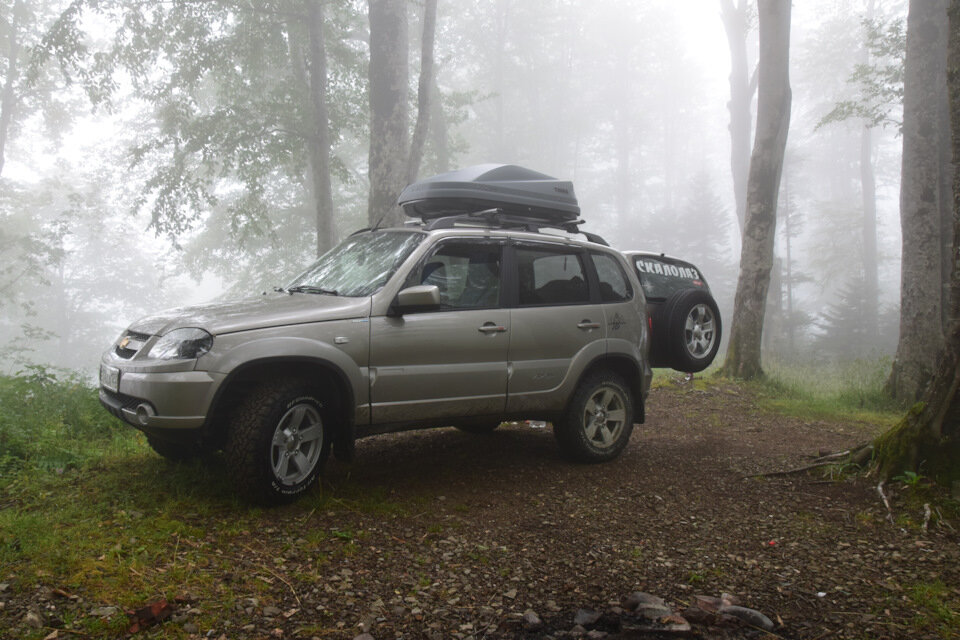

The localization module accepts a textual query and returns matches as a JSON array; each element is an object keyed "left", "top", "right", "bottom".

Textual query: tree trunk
[
  {"left": 887, "top": 0, "right": 950, "bottom": 403},
  {"left": 720, "top": 0, "right": 754, "bottom": 236},
  {"left": 429, "top": 78, "right": 449, "bottom": 172},
  {"left": 875, "top": 0, "right": 960, "bottom": 482},
  {"left": 306, "top": 0, "right": 335, "bottom": 256},
  {"left": 861, "top": 125, "right": 879, "bottom": 342},
  {"left": 722, "top": 0, "right": 791, "bottom": 380},
  {"left": 861, "top": 0, "right": 879, "bottom": 343},
  {"left": 406, "top": 0, "right": 437, "bottom": 184},
  {"left": 0, "top": 0, "right": 23, "bottom": 179},
  {"left": 367, "top": 0, "right": 409, "bottom": 226}
]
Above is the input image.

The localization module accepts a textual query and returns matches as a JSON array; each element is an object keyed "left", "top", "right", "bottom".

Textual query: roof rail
[{"left": 419, "top": 208, "right": 609, "bottom": 246}]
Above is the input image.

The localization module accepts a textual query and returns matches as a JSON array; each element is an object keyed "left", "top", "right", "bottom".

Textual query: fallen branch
[{"left": 746, "top": 461, "right": 838, "bottom": 478}]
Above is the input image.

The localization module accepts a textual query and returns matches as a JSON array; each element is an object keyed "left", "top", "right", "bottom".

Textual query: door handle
[
  {"left": 577, "top": 320, "right": 601, "bottom": 330},
  {"left": 478, "top": 322, "right": 507, "bottom": 334}
]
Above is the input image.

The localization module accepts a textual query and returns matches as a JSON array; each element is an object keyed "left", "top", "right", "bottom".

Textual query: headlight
[{"left": 147, "top": 328, "right": 214, "bottom": 360}]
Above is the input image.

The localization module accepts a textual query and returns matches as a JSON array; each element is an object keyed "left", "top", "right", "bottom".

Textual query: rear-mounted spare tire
[{"left": 659, "top": 289, "right": 721, "bottom": 373}]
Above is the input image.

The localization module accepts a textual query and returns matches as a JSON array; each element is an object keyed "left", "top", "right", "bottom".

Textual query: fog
[{"left": 0, "top": 0, "right": 906, "bottom": 377}]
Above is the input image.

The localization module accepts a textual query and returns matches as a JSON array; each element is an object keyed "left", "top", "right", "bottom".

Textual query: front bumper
[{"left": 99, "top": 368, "right": 225, "bottom": 430}]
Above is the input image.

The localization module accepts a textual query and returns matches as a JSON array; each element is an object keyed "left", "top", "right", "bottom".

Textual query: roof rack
[{"left": 418, "top": 208, "right": 609, "bottom": 246}]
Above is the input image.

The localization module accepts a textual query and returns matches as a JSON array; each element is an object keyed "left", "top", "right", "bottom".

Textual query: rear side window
[
  {"left": 591, "top": 252, "right": 632, "bottom": 302},
  {"left": 516, "top": 246, "right": 589, "bottom": 306},
  {"left": 633, "top": 256, "right": 705, "bottom": 299}
]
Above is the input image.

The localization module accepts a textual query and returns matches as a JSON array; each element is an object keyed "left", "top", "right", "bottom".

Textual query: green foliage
[
  {"left": 0, "top": 368, "right": 137, "bottom": 474},
  {"left": 35, "top": 1, "right": 370, "bottom": 253},
  {"left": 893, "top": 469, "right": 926, "bottom": 487},
  {"left": 819, "top": 16, "right": 905, "bottom": 131}
]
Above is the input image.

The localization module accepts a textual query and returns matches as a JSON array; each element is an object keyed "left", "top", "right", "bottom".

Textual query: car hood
[{"left": 128, "top": 293, "right": 371, "bottom": 336}]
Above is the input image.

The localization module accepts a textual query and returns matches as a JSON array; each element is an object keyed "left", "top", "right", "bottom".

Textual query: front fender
[{"left": 201, "top": 326, "right": 370, "bottom": 413}]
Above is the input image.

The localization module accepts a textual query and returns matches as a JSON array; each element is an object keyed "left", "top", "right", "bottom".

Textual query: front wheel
[
  {"left": 226, "top": 379, "right": 330, "bottom": 505},
  {"left": 554, "top": 372, "right": 634, "bottom": 463}
]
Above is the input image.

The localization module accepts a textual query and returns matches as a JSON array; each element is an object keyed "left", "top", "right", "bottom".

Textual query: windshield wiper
[{"left": 286, "top": 285, "right": 339, "bottom": 296}]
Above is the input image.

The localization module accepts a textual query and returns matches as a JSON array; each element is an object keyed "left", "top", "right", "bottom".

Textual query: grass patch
[
  {"left": 907, "top": 580, "right": 960, "bottom": 636},
  {"left": 746, "top": 356, "right": 901, "bottom": 426}
]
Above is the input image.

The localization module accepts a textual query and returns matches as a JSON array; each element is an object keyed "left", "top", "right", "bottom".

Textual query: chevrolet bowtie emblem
[{"left": 118, "top": 336, "right": 130, "bottom": 349}]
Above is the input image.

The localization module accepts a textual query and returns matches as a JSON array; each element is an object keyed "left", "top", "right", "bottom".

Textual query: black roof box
[{"left": 398, "top": 164, "right": 580, "bottom": 222}]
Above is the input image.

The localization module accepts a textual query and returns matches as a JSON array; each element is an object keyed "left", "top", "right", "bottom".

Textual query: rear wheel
[
  {"left": 554, "top": 372, "right": 634, "bottom": 463},
  {"left": 226, "top": 378, "right": 330, "bottom": 505}
]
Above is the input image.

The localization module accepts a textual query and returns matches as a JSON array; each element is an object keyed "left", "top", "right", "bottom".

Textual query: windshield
[{"left": 287, "top": 231, "right": 424, "bottom": 297}]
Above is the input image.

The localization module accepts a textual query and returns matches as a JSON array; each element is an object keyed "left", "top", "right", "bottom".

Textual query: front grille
[
  {"left": 101, "top": 388, "right": 143, "bottom": 411},
  {"left": 115, "top": 330, "right": 153, "bottom": 359}
]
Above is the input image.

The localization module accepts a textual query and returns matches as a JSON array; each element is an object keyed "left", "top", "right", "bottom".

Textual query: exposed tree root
[{"left": 745, "top": 442, "right": 874, "bottom": 479}]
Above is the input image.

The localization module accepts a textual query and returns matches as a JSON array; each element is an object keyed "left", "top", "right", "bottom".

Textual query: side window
[
  {"left": 408, "top": 241, "right": 502, "bottom": 309},
  {"left": 516, "top": 246, "right": 589, "bottom": 306},
  {"left": 592, "top": 252, "right": 632, "bottom": 302}
]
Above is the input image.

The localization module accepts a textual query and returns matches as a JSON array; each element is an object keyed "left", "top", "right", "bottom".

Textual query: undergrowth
[
  {"left": 0, "top": 367, "right": 140, "bottom": 477},
  {"left": 748, "top": 356, "right": 902, "bottom": 426}
]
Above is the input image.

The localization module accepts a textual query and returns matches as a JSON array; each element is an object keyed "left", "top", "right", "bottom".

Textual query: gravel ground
[{"left": 4, "top": 379, "right": 959, "bottom": 639}]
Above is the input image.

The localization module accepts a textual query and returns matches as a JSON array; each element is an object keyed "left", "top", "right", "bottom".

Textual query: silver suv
[{"left": 99, "top": 166, "right": 652, "bottom": 504}]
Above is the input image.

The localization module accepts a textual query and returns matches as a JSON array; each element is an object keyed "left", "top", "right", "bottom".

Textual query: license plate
[{"left": 100, "top": 364, "right": 120, "bottom": 393}]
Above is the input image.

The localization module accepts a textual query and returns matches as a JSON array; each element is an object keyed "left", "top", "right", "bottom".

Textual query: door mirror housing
[{"left": 391, "top": 285, "right": 441, "bottom": 315}]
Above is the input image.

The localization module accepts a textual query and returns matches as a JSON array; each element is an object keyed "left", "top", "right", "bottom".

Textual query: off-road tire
[
  {"left": 660, "top": 289, "right": 721, "bottom": 373},
  {"left": 554, "top": 372, "right": 634, "bottom": 463},
  {"left": 226, "top": 378, "right": 330, "bottom": 505},
  {"left": 454, "top": 422, "right": 502, "bottom": 434},
  {"left": 146, "top": 435, "right": 200, "bottom": 462}
]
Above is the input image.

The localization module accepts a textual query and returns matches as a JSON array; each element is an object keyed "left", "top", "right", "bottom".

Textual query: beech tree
[
  {"left": 873, "top": 0, "right": 960, "bottom": 481},
  {"left": 722, "top": 0, "right": 792, "bottom": 379},
  {"left": 367, "top": 0, "right": 408, "bottom": 227},
  {"left": 720, "top": 0, "right": 756, "bottom": 235},
  {"left": 886, "top": 0, "right": 952, "bottom": 402},
  {"left": 367, "top": 0, "right": 438, "bottom": 226}
]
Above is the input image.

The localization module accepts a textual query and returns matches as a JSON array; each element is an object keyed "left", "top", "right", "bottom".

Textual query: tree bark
[
  {"left": 875, "top": 0, "right": 960, "bottom": 481},
  {"left": 887, "top": 0, "right": 950, "bottom": 403},
  {"left": 0, "top": 0, "right": 23, "bottom": 179},
  {"left": 406, "top": 0, "right": 437, "bottom": 184},
  {"left": 367, "top": 0, "right": 409, "bottom": 226},
  {"left": 720, "top": 0, "right": 754, "bottom": 236},
  {"left": 306, "top": 0, "right": 335, "bottom": 256},
  {"left": 722, "top": 0, "right": 791, "bottom": 380}
]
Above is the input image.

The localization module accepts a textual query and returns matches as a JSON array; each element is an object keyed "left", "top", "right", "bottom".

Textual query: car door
[
  {"left": 368, "top": 239, "right": 509, "bottom": 424},
  {"left": 505, "top": 242, "right": 605, "bottom": 413}
]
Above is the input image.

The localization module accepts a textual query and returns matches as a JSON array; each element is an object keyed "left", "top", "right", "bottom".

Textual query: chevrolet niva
[{"left": 100, "top": 165, "right": 713, "bottom": 504}]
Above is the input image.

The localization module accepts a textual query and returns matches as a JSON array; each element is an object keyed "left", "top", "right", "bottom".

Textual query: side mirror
[{"left": 391, "top": 284, "right": 441, "bottom": 315}]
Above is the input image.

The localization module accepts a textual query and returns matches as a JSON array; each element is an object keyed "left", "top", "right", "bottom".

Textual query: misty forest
[{"left": 1, "top": 0, "right": 960, "bottom": 638}]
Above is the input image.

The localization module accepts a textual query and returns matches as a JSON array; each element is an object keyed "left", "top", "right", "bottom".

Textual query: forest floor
[{"left": 1, "top": 377, "right": 959, "bottom": 640}]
